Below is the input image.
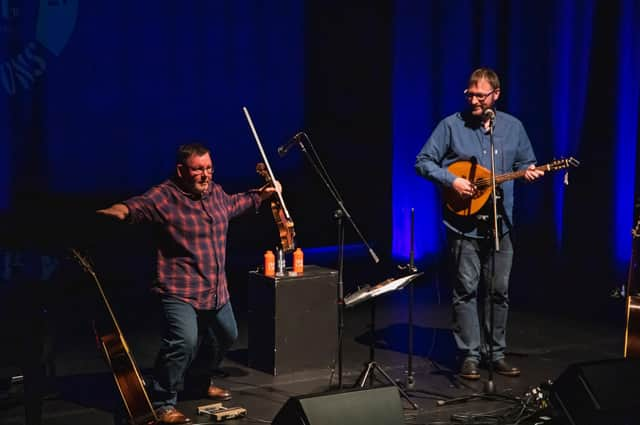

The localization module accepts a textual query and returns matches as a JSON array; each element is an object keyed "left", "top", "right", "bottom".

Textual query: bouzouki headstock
[{"left": 547, "top": 157, "right": 580, "bottom": 171}]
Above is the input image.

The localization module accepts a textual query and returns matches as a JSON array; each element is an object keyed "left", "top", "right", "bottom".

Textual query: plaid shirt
[{"left": 123, "top": 178, "right": 261, "bottom": 310}]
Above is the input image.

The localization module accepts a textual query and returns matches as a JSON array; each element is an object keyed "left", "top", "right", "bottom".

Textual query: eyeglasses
[
  {"left": 188, "top": 166, "right": 213, "bottom": 176},
  {"left": 463, "top": 89, "right": 496, "bottom": 101}
]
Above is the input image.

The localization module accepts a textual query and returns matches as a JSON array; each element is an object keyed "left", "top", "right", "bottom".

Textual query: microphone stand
[
  {"left": 485, "top": 111, "right": 498, "bottom": 394},
  {"left": 405, "top": 208, "right": 416, "bottom": 389},
  {"left": 295, "top": 133, "right": 380, "bottom": 390},
  {"left": 335, "top": 208, "right": 345, "bottom": 388}
]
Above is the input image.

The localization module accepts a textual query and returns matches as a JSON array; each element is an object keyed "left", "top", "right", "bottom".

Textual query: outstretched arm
[{"left": 96, "top": 203, "right": 130, "bottom": 221}]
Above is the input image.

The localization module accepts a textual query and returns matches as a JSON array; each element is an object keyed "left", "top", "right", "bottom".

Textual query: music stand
[{"left": 345, "top": 272, "right": 423, "bottom": 409}]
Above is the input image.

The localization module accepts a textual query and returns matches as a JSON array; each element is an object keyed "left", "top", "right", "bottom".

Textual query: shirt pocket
[{"left": 494, "top": 135, "right": 517, "bottom": 173}]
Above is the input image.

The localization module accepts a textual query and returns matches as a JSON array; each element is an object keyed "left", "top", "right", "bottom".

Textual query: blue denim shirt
[{"left": 415, "top": 111, "right": 536, "bottom": 238}]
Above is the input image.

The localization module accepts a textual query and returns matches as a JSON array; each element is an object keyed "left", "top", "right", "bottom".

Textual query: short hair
[
  {"left": 176, "top": 143, "right": 210, "bottom": 165},
  {"left": 468, "top": 67, "right": 501, "bottom": 90}
]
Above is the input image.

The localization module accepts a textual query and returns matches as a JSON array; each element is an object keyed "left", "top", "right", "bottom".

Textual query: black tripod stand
[
  {"left": 395, "top": 209, "right": 453, "bottom": 404},
  {"left": 344, "top": 273, "right": 422, "bottom": 409},
  {"left": 400, "top": 208, "right": 418, "bottom": 390},
  {"left": 356, "top": 298, "right": 418, "bottom": 409}
]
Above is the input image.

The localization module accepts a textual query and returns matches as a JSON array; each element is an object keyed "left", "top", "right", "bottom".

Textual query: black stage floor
[{"left": 0, "top": 265, "right": 630, "bottom": 425}]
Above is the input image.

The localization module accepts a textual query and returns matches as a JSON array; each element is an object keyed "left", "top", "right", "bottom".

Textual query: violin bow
[{"left": 242, "top": 106, "right": 293, "bottom": 222}]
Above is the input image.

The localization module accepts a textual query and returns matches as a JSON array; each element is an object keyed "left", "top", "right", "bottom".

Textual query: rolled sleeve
[{"left": 415, "top": 120, "right": 457, "bottom": 188}]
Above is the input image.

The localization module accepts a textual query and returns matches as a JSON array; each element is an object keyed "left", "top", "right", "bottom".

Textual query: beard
[
  {"left": 194, "top": 180, "right": 209, "bottom": 193},
  {"left": 185, "top": 177, "right": 210, "bottom": 197}
]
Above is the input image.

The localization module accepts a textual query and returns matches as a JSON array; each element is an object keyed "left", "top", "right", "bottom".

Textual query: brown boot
[
  {"left": 492, "top": 359, "right": 521, "bottom": 377},
  {"left": 157, "top": 407, "right": 192, "bottom": 424},
  {"left": 207, "top": 384, "right": 232, "bottom": 401}
]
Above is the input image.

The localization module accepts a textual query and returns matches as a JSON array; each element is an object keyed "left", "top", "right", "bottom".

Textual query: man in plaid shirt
[{"left": 98, "top": 143, "right": 279, "bottom": 424}]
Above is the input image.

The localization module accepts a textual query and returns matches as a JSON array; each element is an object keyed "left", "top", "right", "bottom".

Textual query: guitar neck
[
  {"left": 71, "top": 250, "right": 125, "bottom": 338},
  {"left": 495, "top": 164, "right": 550, "bottom": 184}
]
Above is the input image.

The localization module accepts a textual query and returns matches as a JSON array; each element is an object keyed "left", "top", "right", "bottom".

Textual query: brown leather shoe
[
  {"left": 157, "top": 407, "right": 192, "bottom": 424},
  {"left": 492, "top": 358, "right": 521, "bottom": 377},
  {"left": 207, "top": 384, "right": 232, "bottom": 401}
]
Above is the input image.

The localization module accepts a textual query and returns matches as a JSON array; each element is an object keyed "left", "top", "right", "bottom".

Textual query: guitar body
[
  {"left": 624, "top": 221, "right": 640, "bottom": 358},
  {"left": 624, "top": 297, "right": 640, "bottom": 357},
  {"left": 444, "top": 157, "right": 580, "bottom": 216},
  {"left": 444, "top": 161, "right": 493, "bottom": 216},
  {"left": 100, "top": 332, "right": 157, "bottom": 425}
]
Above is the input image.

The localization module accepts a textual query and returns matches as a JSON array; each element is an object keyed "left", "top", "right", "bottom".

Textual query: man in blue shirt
[{"left": 415, "top": 68, "right": 543, "bottom": 380}]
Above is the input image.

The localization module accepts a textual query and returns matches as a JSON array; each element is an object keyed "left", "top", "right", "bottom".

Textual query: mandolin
[
  {"left": 71, "top": 249, "right": 157, "bottom": 425},
  {"left": 444, "top": 157, "right": 580, "bottom": 216},
  {"left": 624, "top": 218, "right": 640, "bottom": 357}
]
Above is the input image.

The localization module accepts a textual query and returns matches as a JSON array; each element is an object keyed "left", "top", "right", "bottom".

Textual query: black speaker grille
[
  {"left": 272, "top": 386, "right": 404, "bottom": 425},
  {"left": 551, "top": 358, "right": 640, "bottom": 425}
]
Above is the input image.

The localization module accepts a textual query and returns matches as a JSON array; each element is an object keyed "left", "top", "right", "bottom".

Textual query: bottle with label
[
  {"left": 276, "top": 247, "right": 286, "bottom": 276},
  {"left": 264, "top": 250, "right": 275, "bottom": 277},
  {"left": 293, "top": 248, "right": 304, "bottom": 274}
]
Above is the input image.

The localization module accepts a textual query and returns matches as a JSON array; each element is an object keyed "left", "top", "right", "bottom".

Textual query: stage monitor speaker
[
  {"left": 550, "top": 358, "right": 640, "bottom": 425},
  {"left": 271, "top": 386, "right": 404, "bottom": 425}
]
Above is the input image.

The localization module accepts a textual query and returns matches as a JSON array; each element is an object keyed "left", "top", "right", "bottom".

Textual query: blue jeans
[
  {"left": 151, "top": 296, "right": 238, "bottom": 410},
  {"left": 448, "top": 232, "right": 513, "bottom": 363}
]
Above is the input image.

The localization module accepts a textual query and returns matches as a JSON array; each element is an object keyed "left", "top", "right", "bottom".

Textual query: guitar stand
[{"left": 354, "top": 299, "right": 419, "bottom": 410}]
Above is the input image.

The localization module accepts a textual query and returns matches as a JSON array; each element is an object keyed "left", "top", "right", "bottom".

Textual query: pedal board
[{"left": 197, "top": 402, "right": 247, "bottom": 422}]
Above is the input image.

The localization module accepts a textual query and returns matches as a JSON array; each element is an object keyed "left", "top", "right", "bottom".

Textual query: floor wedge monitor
[{"left": 271, "top": 386, "right": 404, "bottom": 425}]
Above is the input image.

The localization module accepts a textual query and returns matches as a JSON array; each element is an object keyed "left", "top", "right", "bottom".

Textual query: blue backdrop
[
  {"left": 0, "top": 1, "right": 304, "bottom": 202},
  {"left": 1, "top": 1, "right": 639, "bottom": 313},
  {"left": 391, "top": 0, "right": 640, "bottom": 292}
]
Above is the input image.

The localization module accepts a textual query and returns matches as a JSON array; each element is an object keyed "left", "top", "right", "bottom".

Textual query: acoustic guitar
[
  {"left": 624, "top": 218, "right": 640, "bottom": 357},
  {"left": 444, "top": 157, "right": 580, "bottom": 216},
  {"left": 71, "top": 249, "right": 157, "bottom": 425}
]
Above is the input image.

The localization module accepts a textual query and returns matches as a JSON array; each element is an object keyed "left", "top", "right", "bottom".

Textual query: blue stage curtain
[
  {"left": 0, "top": 2, "right": 304, "bottom": 203},
  {"left": 391, "top": 0, "right": 640, "bottom": 288}
]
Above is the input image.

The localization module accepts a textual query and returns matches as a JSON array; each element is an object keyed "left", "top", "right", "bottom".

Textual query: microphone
[
  {"left": 483, "top": 108, "right": 496, "bottom": 120},
  {"left": 277, "top": 132, "right": 304, "bottom": 157}
]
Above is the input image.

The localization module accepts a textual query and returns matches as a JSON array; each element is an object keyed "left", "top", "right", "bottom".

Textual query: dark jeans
[
  {"left": 448, "top": 232, "right": 513, "bottom": 363},
  {"left": 151, "top": 296, "right": 238, "bottom": 410}
]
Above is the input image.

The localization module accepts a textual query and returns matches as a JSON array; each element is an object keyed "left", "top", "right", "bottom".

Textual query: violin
[
  {"left": 242, "top": 106, "right": 296, "bottom": 252},
  {"left": 256, "top": 162, "right": 296, "bottom": 252}
]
